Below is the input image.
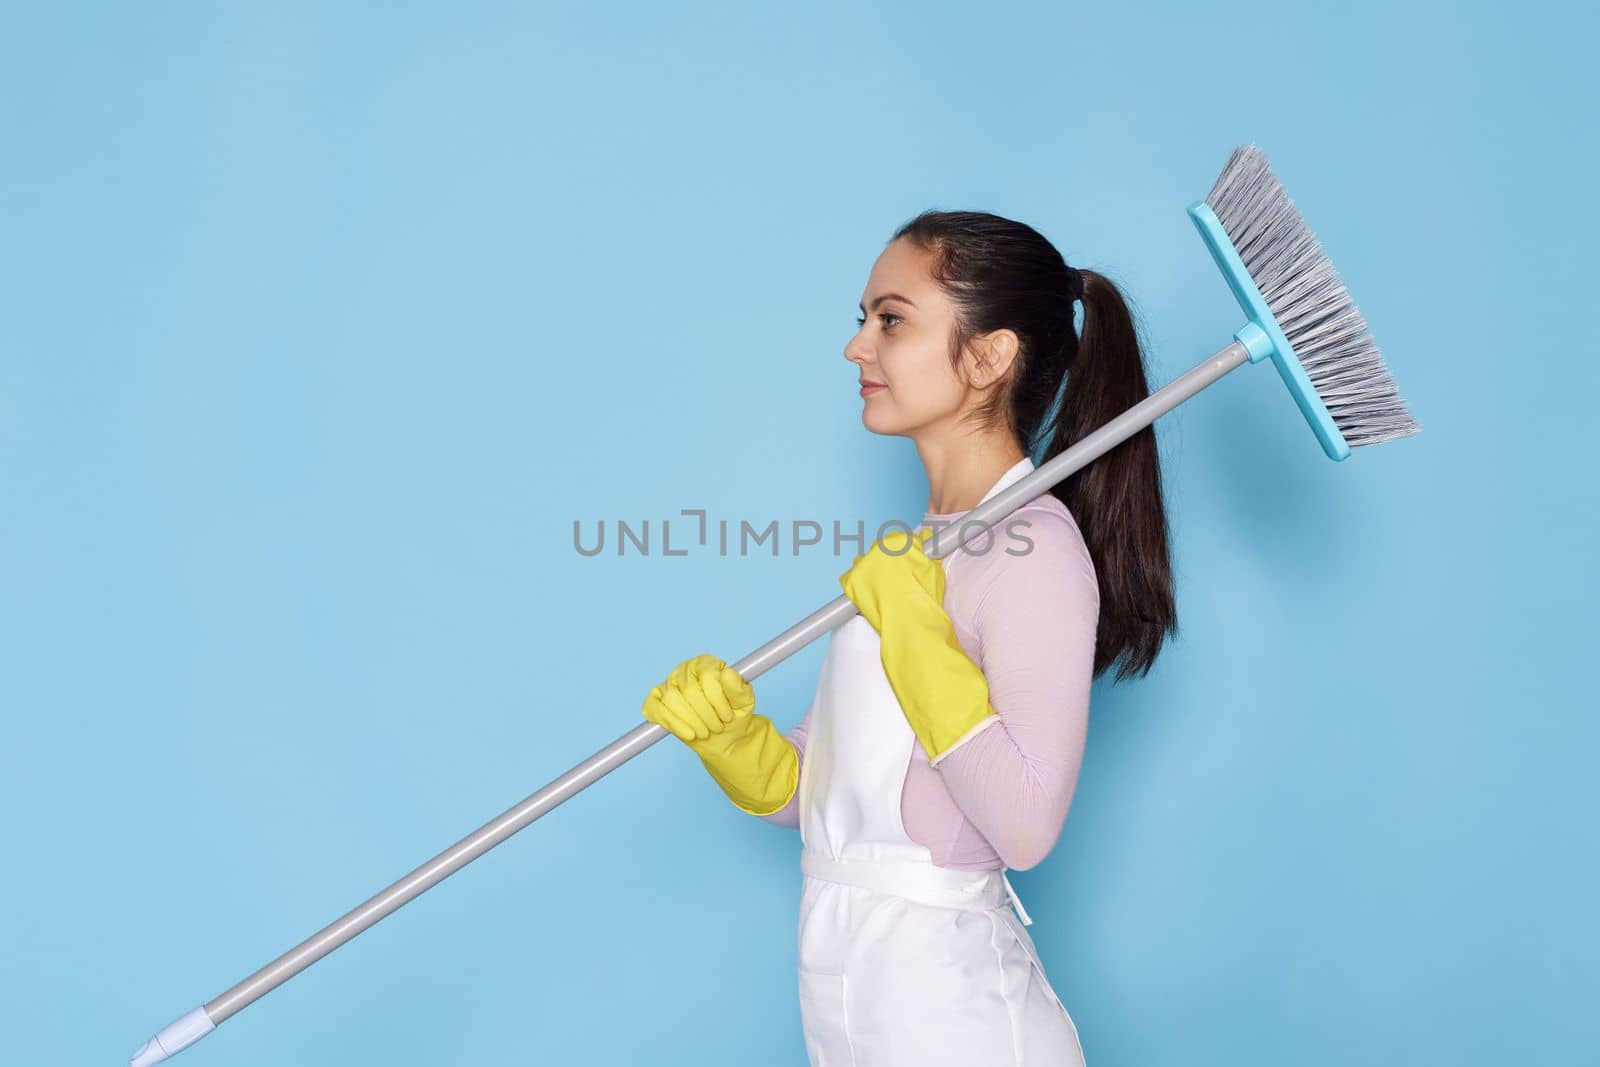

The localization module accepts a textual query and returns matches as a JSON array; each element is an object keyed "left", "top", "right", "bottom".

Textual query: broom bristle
[{"left": 1205, "top": 145, "right": 1420, "bottom": 448}]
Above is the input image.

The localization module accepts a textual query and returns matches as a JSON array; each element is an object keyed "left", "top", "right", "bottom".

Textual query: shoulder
[
  {"left": 959, "top": 497, "right": 1100, "bottom": 661},
  {"left": 934, "top": 495, "right": 1094, "bottom": 604},
  {"left": 932, "top": 496, "right": 1098, "bottom": 623},
  {"left": 972, "top": 497, "right": 1097, "bottom": 598}
]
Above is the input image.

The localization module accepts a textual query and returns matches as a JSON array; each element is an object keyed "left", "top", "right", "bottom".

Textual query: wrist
[
  {"left": 926, "top": 712, "right": 999, "bottom": 766},
  {"left": 692, "top": 713, "right": 799, "bottom": 816}
]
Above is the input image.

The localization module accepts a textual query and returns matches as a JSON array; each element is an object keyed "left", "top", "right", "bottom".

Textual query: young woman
[{"left": 641, "top": 210, "right": 1176, "bottom": 1066}]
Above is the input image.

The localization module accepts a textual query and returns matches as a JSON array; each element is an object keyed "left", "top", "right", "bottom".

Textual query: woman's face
[{"left": 844, "top": 238, "right": 969, "bottom": 438}]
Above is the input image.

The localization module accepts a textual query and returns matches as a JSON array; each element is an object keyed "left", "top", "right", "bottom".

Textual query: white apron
[{"left": 794, "top": 530, "right": 1087, "bottom": 1065}]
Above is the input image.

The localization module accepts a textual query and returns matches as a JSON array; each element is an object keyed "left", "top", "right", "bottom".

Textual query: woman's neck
[{"left": 917, "top": 433, "right": 1028, "bottom": 516}]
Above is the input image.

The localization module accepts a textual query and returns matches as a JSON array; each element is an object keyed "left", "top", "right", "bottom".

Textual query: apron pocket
[{"left": 796, "top": 968, "right": 854, "bottom": 1066}]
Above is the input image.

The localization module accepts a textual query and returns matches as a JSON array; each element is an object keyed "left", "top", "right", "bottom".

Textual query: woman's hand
[
  {"left": 840, "top": 527, "right": 1001, "bottom": 767},
  {"left": 838, "top": 526, "right": 944, "bottom": 633},
  {"left": 642, "top": 652, "right": 756, "bottom": 744},
  {"left": 641, "top": 653, "right": 799, "bottom": 817}
]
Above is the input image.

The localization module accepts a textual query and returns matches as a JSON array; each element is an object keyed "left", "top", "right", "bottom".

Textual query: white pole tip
[
  {"left": 130, "top": 1006, "right": 215, "bottom": 1066},
  {"left": 129, "top": 1037, "right": 168, "bottom": 1067}
]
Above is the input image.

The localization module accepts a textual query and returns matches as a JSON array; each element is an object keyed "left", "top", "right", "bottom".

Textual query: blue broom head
[{"left": 1188, "top": 144, "right": 1420, "bottom": 461}]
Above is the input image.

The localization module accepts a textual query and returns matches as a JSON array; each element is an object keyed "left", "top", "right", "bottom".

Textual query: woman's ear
[{"left": 965, "top": 329, "right": 1021, "bottom": 388}]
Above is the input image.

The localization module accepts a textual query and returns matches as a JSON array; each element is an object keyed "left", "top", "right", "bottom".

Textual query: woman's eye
[{"left": 854, "top": 313, "right": 900, "bottom": 330}]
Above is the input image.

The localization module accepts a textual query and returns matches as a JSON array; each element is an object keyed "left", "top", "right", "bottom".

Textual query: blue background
[{"left": 2, "top": 3, "right": 1594, "bottom": 1064}]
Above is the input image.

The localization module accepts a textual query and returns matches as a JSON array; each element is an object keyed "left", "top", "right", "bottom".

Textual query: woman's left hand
[
  {"left": 838, "top": 526, "right": 944, "bottom": 633},
  {"left": 839, "top": 525, "right": 1000, "bottom": 766}
]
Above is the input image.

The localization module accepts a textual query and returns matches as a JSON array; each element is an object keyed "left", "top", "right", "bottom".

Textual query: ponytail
[{"left": 1043, "top": 268, "right": 1176, "bottom": 681}]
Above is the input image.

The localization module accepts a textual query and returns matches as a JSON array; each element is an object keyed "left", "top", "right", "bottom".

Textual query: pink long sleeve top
[{"left": 757, "top": 458, "right": 1100, "bottom": 872}]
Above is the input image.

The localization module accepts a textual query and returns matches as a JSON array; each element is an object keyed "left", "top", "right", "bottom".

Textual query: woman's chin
[{"left": 861, "top": 402, "right": 919, "bottom": 437}]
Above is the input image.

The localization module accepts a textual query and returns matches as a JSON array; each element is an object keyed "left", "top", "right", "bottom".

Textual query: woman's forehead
[{"left": 863, "top": 241, "right": 939, "bottom": 308}]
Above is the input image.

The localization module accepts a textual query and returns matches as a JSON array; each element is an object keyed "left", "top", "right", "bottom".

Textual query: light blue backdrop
[{"left": 2, "top": 3, "right": 1594, "bottom": 1064}]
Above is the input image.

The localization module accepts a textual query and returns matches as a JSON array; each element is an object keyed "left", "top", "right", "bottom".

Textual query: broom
[{"left": 131, "top": 144, "right": 1420, "bottom": 1065}]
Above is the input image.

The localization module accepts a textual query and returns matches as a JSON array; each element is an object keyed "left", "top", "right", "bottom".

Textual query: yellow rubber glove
[
  {"left": 838, "top": 527, "right": 999, "bottom": 766},
  {"left": 641, "top": 653, "right": 799, "bottom": 817}
]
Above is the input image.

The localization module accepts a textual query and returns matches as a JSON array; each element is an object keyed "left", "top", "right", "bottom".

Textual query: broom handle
[{"left": 142, "top": 340, "right": 1250, "bottom": 1060}]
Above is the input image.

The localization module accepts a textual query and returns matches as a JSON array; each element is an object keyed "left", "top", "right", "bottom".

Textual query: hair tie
[{"left": 1066, "top": 266, "right": 1086, "bottom": 303}]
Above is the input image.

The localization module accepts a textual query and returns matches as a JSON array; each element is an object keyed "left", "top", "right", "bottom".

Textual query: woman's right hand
[
  {"left": 642, "top": 652, "right": 757, "bottom": 746},
  {"left": 641, "top": 653, "right": 798, "bottom": 817}
]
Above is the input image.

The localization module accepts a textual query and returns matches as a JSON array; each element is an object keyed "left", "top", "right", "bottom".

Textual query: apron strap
[
  {"left": 802, "top": 850, "right": 1009, "bottom": 912},
  {"left": 802, "top": 849, "right": 1036, "bottom": 929},
  {"left": 1001, "top": 871, "right": 1033, "bottom": 926}
]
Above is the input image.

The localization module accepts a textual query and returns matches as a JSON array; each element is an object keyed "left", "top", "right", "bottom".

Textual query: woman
[{"left": 641, "top": 211, "right": 1177, "bottom": 1065}]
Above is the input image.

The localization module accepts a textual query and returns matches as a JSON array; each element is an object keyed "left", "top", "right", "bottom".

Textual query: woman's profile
[{"left": 642, "top": 210, "right": 1177, "bottom": 1065}]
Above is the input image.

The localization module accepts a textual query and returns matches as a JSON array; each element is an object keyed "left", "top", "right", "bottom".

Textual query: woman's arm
[{"left": 932, "top": 510, "right": 1100, "bottom": 871}]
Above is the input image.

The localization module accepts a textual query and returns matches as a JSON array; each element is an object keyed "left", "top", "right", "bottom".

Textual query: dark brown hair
[{"left": 892, "top": 210, "right": 1177, "bottom": 682}]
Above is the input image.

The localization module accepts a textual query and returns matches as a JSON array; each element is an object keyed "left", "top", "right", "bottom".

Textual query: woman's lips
[{"left": 859, "top": 381, "right": 885, "bottom": 396}]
